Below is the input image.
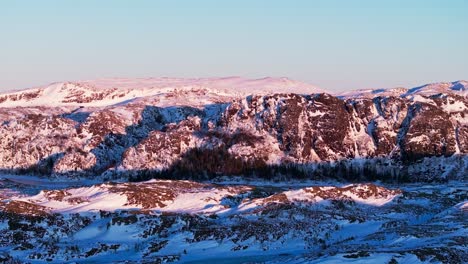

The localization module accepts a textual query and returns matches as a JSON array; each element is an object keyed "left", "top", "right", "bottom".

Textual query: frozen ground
[{"left": 0, "top": 175, "right": 466, "bottom": 263}]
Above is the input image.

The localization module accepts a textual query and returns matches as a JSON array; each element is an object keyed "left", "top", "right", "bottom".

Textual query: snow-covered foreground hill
[{"left": 0, "top": 176, "right": 466, "bottom": 263}]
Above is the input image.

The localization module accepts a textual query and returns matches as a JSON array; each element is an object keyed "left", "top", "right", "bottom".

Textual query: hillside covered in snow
[
  {"left": 0, "top": 77, "right": 324, "bottom": 108},
  {"left": 0, "top": 77, "right": 467, "bottom": 263},
  {"left": 0, "top": 175, "right": 466, "bottom": 263},
  {"left": 0, "top": 77, "right": 466, "bottom": 182}
]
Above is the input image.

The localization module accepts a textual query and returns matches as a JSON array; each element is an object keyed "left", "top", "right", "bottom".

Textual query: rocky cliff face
[{"left": 0, "top": 78, "right": 467, "bottom": 181}]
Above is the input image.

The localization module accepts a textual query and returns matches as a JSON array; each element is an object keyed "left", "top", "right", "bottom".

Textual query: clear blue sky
[{"left": 1, "top": 0, "right": 467, "bottom": 92}]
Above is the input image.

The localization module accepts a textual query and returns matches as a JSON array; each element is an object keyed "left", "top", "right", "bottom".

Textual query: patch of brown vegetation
[
  {"left": 43, "top": 190, "right": 71, "bottom": 202},
  {"left": 303, "top": 184, "right": 401, "bottom": 200},
  {"left": 62, "top": 85, "right": 119, "bottom": 104},
  {"left": 66, "top": 197, "right": 89, "bottom": 205},
  {"left": 262, "top": 193, "right": 289, "bottom": 204},
  {"left": 0, "top": 201, "right": 49, "bottom": 216},
  {"left": 108, "top": 180, "right": 210, "bottom": 209}
]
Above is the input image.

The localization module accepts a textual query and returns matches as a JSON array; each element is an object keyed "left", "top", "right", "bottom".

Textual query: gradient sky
[{"left": 1, "top": 0, "right": 467, "bottom": 92}]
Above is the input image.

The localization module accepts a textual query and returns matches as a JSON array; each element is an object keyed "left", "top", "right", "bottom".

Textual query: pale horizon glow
[{"left": 1, "top": 0, "right": 467, "bottom": 92}]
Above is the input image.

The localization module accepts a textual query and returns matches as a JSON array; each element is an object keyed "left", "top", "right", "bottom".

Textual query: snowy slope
[
  {"left": 0, "top": 177, "right": 465, "bottom": 263},
  {"left": 405, "top": 80, "right": 468, "bottom": 97},
  {"left": 0, "top": 77, "right": 324, "bottom": 107},
  {"left": 338, "top": 80, "right": 468, "bottom": 99},
  {"left": 0, "top": 79, "right": 467, "bottom": 181},
  {"left": 337, "top": 87, "right": 409, "bottom": 99},
  {"left": 9, "top": 180, "right": 399, "bottom": 214}
]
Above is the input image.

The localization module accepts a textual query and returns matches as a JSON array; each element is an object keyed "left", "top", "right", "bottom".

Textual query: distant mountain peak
[
  {"left": 0, "top": 77, "right": 324, "bottom": 107},
  {"left": 405, "top": 80, "right": 468, "bottom": 97},
  {"left": 338, "top": 80, "right": 468, "bottom": 99}
]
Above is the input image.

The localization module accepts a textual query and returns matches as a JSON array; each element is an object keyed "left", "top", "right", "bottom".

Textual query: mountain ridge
[
  {"left": 0, "top": 78, "right": 466, "bottom": 181},
  {"left": 1, "top": 77, "right": 467, "bottom": 108},
  {"left": 0, "top": 77, "right": 324, "bottom": 107}
]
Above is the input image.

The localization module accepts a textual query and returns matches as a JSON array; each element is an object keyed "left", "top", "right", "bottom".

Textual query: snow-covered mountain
[
  {"left": 338, "top": 80, "right": 468, "bottom": 99},
  {"left": 0, "top": 77, "right": 324, "bottom": 108},
  {"left": 0, "top": 77, "right": 467, "bottom": 263},
  {"left": 0, "top": 77, "right": 467, "bottom": 181},
  {"left": 337, "top": 87, "right": 410, "bottom": 99},
  {"left": 405, "top": 80, "right": 468, "bottom": 96}
]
